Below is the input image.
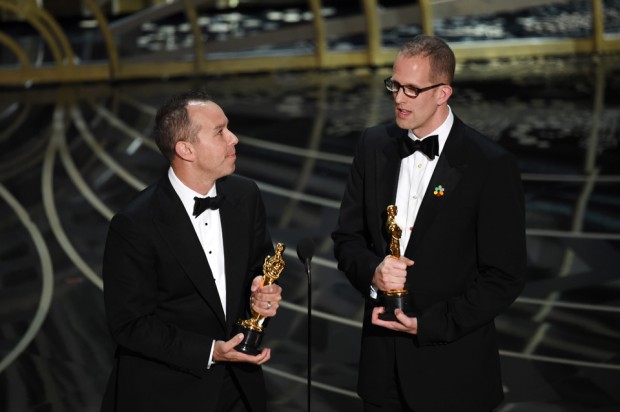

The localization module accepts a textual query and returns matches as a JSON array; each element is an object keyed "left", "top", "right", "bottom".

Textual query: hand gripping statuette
[
  {"left": 233, "top": 243, "right": 286, "bottom": 355},
  {"left": 378, "top": 205, "right": 416, "bottom": 321}
]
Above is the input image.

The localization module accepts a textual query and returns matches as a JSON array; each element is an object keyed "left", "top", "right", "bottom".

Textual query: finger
[
  {"left": 262, "top": 301, "right": 279, "bottom": 315},
  {"left": 250, "top": 300, "right": 269, "bottom": 317},
  {"left": 239, "top": 348, "right": 268, "bottom": 365},
  {"left": 251, "top": 276, "right": 263, "bottom": 292},
  {"left": 392, "top": 310, "right": 410, "bottom": 328},
  {"left": 251, "top": 299, "right": 259, "bottom": 312},
  {"left": 402, "top": 257, "right": 415, "bottom": 266},
  {"left": 214, "top": 337, "right": 244, "bottom": 363},
  {"left": 256, "top": 348, "right": 271, "bottom": 365},
  {"left": 384, "top": 260, "right": 403, "bottom": 271},
  {"left": 371, "top": 306, "right": 384, "bottom": 324},
  {"left": 394, "top": 309, "right": 418, "bottom": 334},
  {"left": 257, "top": 284, "right": 282, "bottom": 299},
  {"left": 371, "top": 307, "right": 403, "bottom": 330},
  {"left": 265, "top": 284, "right": 283, "bottom": 297},
  {"left": 223, "top": 333, "right": 244, "bottom": 352},
  {"left": 259, "top": 283, "right": 277, "bottom": 292},
  {"left": 253, "top": 294, "right": 282, "bottom": 309},
  {"left": 254, "top": 292, "right": 280, "bottom": 305}
]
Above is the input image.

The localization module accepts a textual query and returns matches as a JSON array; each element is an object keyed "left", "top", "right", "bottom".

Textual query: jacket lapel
[
  {"left": 153, "top": 177, "right": 227, "bottom": 327},
  {"left": 216, "top": 178, "right": 249, "bottom": 330},
  {"left": 404, "top": 117, "right": 467, "bottom": 256},
  {"left": 376, "top": 125, "right": 407, "bottom": 249}
]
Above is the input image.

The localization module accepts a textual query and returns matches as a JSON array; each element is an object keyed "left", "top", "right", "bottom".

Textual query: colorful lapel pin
[{"left": 433, "top": 185, "right": 445, "bottom": 197}]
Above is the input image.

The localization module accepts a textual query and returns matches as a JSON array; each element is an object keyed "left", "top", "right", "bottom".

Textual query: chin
[{"left": 395, "top": 119, "right": 412, "bottom": 130}]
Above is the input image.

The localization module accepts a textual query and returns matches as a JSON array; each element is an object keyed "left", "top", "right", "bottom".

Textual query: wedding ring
[{"left": 267, "top": 301, "right": 272, "bottom": 310}]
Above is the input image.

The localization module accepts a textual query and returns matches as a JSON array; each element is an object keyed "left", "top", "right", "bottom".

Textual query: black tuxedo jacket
[
  {"left": 100, "top": 173, "right": 273, "bottom": 412},
  {"left": 332, "top": 116, "right": 527, "bottom": 411}
]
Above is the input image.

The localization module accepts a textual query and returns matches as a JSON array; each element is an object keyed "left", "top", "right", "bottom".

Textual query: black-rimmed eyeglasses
[{"left": 384, "top": 77, "right": 444, "bottom": 98}]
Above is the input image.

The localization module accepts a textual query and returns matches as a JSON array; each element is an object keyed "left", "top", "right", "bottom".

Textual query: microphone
[{"left": 296, "top": 237, "right": 315, "bottom": 412}]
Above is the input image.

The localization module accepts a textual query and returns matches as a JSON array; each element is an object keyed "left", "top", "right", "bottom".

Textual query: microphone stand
[
  {"left": 305, "top": 257, "right": 311, "bottom": 412},
  {"left": 297, "top": 239, "right": 314, "bottom": 412}
]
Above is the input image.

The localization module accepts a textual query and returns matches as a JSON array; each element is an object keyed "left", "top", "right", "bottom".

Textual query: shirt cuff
[
  {"left": 370, "top": 284, "right": 378, "bottom": 300},
  {"left": 207, "top": 340, "right": 216, "bottom": 369}
]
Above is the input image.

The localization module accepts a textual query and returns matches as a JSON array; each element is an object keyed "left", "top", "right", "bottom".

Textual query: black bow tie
[
  {"left": 399, "top": 135, "right": 439, "bottom": 159},
  {"left": 193, "top": 195, "right": 224, "bottom": 217}
]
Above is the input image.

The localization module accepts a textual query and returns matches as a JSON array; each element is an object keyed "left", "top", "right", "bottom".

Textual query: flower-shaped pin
[{"left": 433, "top": 185, "right": 445, "bottom": 197}]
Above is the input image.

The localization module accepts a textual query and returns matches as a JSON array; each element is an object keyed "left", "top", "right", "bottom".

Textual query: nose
[
  {"left": 228, "top": 130, "right": 239, "bottom": 145},
  {"left": 393, "top": 86, "right": 406, "bottom": 103}
]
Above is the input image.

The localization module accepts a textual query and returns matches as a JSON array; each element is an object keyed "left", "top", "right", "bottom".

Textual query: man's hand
[
  {"left": 372, "top": 255, "right": 414, "bottom": 291},
  {"left": 213, "top": 334, "right": 271, "bottom": 365},
  {"left": 371, "top": 306, "right": 418, "bottom": 335},
  {"left": 249, "top": 275, "right": 282, "bottom": 317}
]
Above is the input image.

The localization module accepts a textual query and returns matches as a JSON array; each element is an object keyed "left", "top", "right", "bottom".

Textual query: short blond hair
[{"left": 399, "top": 35, "right": 455, "bottom": 84}]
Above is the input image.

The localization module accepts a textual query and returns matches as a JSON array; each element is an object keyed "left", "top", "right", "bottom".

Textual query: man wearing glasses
[{"left": 332, "top": 35, "right": 526, "bottom": 411}]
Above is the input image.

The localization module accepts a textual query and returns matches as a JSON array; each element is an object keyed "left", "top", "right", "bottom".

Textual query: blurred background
[{"left": 1, "top": 0, "right": 619, "bottom": 411}]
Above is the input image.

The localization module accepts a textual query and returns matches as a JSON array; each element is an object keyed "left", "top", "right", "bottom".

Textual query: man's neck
[{"left": 171, "top": 166, "right": 215, "bottom": 196}]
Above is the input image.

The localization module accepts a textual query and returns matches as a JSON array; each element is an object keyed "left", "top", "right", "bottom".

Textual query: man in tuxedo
[
  {"left": 332, "top": 35, "right": 526, "bottom": 411},
  {"left": 101, "top": 90, "right": 282, "bottom": 412}
]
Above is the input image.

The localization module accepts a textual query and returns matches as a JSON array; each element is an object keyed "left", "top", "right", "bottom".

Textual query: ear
[
  {"left": 437, "top": 84, "right": 453, "bottom": 106},
  {"left": 175, "top": 141, "right": 194, "bottom": 161}
]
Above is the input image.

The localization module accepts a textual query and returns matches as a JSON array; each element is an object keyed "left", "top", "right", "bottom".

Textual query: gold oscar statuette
[
  {"left": 233, "top": 243, "right": 285, "bottom": 355},
  {"left": 378, "top": 205, "right": 415, "bottom": 321}
]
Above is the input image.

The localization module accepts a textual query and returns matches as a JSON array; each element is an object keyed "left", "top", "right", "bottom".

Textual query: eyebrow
[
  {"left": 393, "top": 79, "right": 420, "bottom": 88},
  {"left": 213, "top": 121, "right": 227, "bottom": 133}
]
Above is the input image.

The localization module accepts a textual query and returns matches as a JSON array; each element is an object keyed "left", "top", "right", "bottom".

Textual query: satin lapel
[
  {"left": 216, "top": 179, "right": 248, "bottom": 329},
  {"left": 404, "top": 118, "right": 466, "bottom": 256},
  {"left": 153, "top": 177, "right": 226, "bottom": 327},
  {"left": 376, "top": 125, "right": 407, "bottom": 248}
]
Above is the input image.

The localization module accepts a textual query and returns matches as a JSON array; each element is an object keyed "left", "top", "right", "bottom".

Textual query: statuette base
[
  {"left": 232, "top": 323, "right": 264, "bottom": 356},
  {"left": 378, "top": 292, "right": 417, "bottom": 321}
]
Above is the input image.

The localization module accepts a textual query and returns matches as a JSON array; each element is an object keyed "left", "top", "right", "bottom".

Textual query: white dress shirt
[
  {"left": 394, "top": 107, "right": 454, "bottom": 254},
  {"left": 370, "top": 107, "right": 454, "bottom": 299},
  {"left": 168, "top": 168, "right": 227, "bottom": 315},
  {"left": 168, "top": 167, "right": 226, "bottom": 368}
]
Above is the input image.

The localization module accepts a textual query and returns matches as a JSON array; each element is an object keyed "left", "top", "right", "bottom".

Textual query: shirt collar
[
  {"left": 408, "top": 105, "right": 454, "bottom": 157},
  {"left": 168, "top": 167, "right": 217, "bottom": 218}
]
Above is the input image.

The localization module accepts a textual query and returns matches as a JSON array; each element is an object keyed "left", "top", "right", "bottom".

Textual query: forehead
[
  {"left": 186, "top": 101, "right": 226, "bottom": 127},
  {"left": 392, "top": 53, "right": 432, "bottom": 82}
]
